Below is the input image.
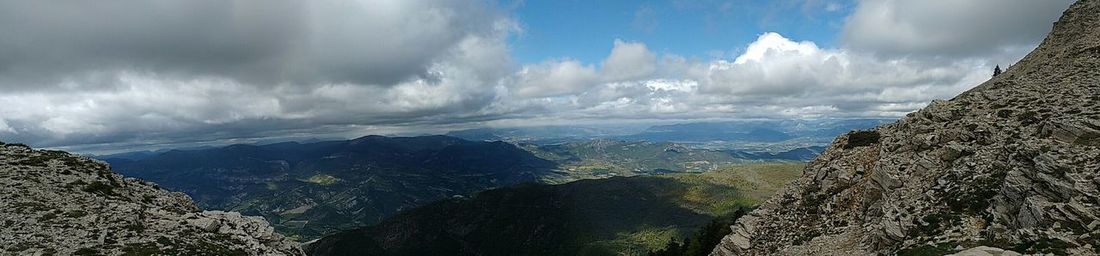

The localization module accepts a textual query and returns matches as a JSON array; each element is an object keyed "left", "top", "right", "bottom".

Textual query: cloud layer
[
  {"left": 842, "top": 0, "right": 1074, "bottom": 58},
  {"left": 0, "top": 0, "right": 1074, "bottom": 152}
]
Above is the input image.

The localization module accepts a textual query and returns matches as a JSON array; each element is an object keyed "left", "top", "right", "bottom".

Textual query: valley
[
  {"left": 305, "top": 163, "right": 803, "bottom": 256},
  {"left": 100, "top": 134, "right": 815, "bottom": 241}
]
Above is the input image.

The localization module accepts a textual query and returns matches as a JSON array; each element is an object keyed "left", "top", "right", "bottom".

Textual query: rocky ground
[
  {"left": 712, "top": 0, "right": 1100, "bottom": 255},
  {"left": 0, "top": 143, "right": 303, "bottom": 255}
]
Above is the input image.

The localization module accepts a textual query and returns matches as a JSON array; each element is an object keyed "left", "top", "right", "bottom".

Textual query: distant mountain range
[{"left": 446, "top": 119, "right": 890, "bottom": 152}]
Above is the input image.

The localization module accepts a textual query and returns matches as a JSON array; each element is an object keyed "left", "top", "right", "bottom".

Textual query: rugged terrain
[
  {"left": 306, "top": 163, "right": 802, "bottom": 256},
  {"left": 0, "top": 142, "right": 302, "bottom": 255},
  {"left": 713, "top": 0, "right": 1100, "bottom": 255},
  {"left": 105, "top": 135, "right": 556, "bottom": 240}
]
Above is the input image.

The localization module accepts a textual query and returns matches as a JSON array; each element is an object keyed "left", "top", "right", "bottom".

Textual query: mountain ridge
[
  {"left": 0, "top": 142, "right": 303, "bottom": 255},
  {"left": 712, "top": 0, "right": 1100, "bottom": 255}
]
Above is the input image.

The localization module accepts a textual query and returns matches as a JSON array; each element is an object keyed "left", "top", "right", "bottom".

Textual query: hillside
[
  {"left": 106, "top": 135, "right": 556, "bottom": 240},
  {"left": 306, "top": 163, "right": 803, "bottom": 256},
  {"left": 0, "top": 142, "right": 302, "bottom": 255},
  {"left": 713, "top": 0, "right": 1100, "bottom": 255}
]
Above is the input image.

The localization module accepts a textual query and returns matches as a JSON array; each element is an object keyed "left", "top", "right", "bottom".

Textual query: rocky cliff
[
  {"left": 712, "top": 0, "right": 1100, "bottom": 255},
  {"left": 0, "top": 143, "right": 303, "bottom": 255}
]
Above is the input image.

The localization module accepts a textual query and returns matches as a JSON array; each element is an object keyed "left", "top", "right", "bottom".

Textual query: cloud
[
  {"left": 0, "top": 0, "right": 1066, "bottom": 152},
  {"left": 509, "top": 39, "right": 660, "bottom": 98},
  {"left": 510, "top": 59, "right": 599, "bottom": 98},
  {"left": 0, "top": 0, "right": 507, "bottom": 89},
  {"left": 842, "top": 0, "right": 1074, "bottom": 57},
  {"left": 0, "top": 0, "right": 517, "bottom": 151},
  {"left": 601, "top": 40, "right": 659, "bottom": 82},
  {"left": 498, "top": 32, "right": 1000, "bottom": 124},
  {"left": 697, "top": 33, "right": 989, "bottom": 115}
]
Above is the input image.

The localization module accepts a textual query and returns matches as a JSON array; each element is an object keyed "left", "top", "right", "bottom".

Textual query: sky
[{"left": 0, "top": 0, "right": 1076, "bottom": 153}]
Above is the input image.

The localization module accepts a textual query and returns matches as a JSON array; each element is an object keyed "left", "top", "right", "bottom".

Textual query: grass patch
[
  {"left": 82, "top": 181, "right": 117, "bottom": 197},
  {"left": 303, "top": 174, "right": 341, "bottom": 186},
  {"left": 898, "top": 243, "right": 956, "bottom": 256}
]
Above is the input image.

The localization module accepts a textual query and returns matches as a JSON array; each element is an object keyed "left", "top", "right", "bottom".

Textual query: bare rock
[
  {"left": 712, "top": 0, "right": 1100, "bottom": 255},
  {"left": 0, "top": 144, "right": 304, "bottom": 255}
]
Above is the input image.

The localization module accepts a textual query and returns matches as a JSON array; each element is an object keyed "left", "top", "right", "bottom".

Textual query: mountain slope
[
  {"left": 0, "top": 142, "right": 302, "bottom": 255},
  {"left": 106, "top": 135, "right": 556, "bottom": 239},
  {"left": 306, "top": 163, "right": 803, "bottom": 256},
  {"left": 713, "top": 1, "right": 1100, "bottom": 255}
]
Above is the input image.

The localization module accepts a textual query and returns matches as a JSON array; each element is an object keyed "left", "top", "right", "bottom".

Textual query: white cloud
[
  {"left": 601, "top": 40, "right": 659, "bottom": 82},
  {"left": 697, "top": 33, "right": 992, "bottom": 114},
  {"left": 842, "top": 0, "right": 1073, "bottom": 57},
  {"left": 511, "top": 59, "right": 599, "bottom": 98},
  {"left": 733, "top": 33, "right": 821, "bottom": 64},
  {"left": 500, "top": 32, "right": 1003, "bottom": 122}
]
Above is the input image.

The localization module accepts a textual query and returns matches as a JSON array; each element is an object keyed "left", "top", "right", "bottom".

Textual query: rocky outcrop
[
  {"left": 0, "top": 143, "right": 303, "bottom": 255},
  {"left": 712, "top": 0, "right": 1100, "bottom": 255}
]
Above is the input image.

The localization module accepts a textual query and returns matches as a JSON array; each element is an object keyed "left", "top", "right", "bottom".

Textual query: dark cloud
[{"left": 0, "top": 0, "right": 502, "bottom": 89}]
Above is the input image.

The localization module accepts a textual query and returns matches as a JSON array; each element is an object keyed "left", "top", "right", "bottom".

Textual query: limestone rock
[
  {"left": 0, "top": 143, "right": 304, "bottom": 255},
  {"left": 712, "top": 0, "right": 1100, "bottom": 255}
]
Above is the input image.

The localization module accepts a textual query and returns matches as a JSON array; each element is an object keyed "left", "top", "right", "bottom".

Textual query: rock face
[
  {"left": 0, "top": 143, "right": 303, "bottom": 255},
  {"left": 712, "top": 0, "right": 1100, "bottom": 255}
]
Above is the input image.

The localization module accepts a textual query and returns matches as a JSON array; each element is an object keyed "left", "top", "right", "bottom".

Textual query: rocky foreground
[
  {"left": 712, "top": 0, "right": 1100, "bottom": 255},
  {"left": 0, "top": 143, "right": 303, "bottom": 255}
]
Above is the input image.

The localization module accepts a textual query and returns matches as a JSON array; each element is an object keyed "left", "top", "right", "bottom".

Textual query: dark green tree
[
  {"left": 649, "top": 237, "right": 686, "bottom": 256},
  {"left": 648, "top": 207, "right": 753, "bottom": 256}
]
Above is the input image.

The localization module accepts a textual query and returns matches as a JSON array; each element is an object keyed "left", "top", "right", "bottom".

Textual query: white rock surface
[{"left": 0, "top": 143, "right": 303, "bottom": 255}]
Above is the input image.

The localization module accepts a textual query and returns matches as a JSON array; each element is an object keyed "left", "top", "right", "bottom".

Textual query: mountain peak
[{"left": 713, "top": 0, "right": 1100, "bottom": 255}]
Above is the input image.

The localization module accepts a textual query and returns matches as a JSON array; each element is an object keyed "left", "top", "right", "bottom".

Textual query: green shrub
[
  {"left": 122, "top": 243, "right": 161, "bottom": 256},
  {"left": 66, "top": 210, "right": 87, "bottom": 218},
  {"left": 74, "top": 248, "right": 100, "bottom": 256},
  {"left": 82, "top": 182, "right": 117, "bottom": 197},
  {"left": 649, "top": 207, "right": 753, "bottom": 256},
  {"left": 843, "top": 130, "right": 881, "bottom": 149},
  {"left": 38, "top": 212, "right": 58, "bottom": 222},
  {"left": 898, "top": 243, "right": 955, "bottom": 256},
  {"left": 16, "top": 155, "right": 53, "bottom": 167}
]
